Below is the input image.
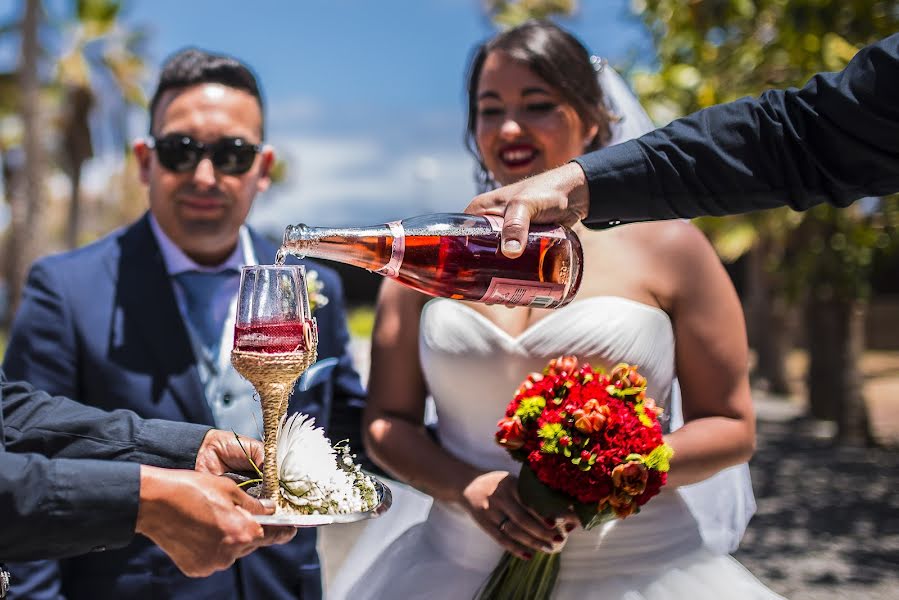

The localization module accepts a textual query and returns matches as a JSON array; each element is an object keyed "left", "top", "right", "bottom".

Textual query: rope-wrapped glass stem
[{"left": 231, "top": 349, "right": 317, "bottom": 502}]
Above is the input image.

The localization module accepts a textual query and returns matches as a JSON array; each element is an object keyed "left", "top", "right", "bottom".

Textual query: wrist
[
  {"left": 136, "top": 465, "right": 168, "bottom": 536},
  {"left": 194, "top": 428, "right": 218, "bottom": 466},
  {"left": 563, "top": 161, "right": 590, "bottom": 221},
  {"left": 454, "top": 466, "right": 488, "bottom": 506}
]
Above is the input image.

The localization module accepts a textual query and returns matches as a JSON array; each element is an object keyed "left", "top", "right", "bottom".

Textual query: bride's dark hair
[{"left": 465, "top": 19, "right": 613, "bottom": 191}]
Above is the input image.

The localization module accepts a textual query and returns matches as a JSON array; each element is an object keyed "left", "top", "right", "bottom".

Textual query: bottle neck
[{"left": 280, "top": 223, "right": 396, "bottom": 272}]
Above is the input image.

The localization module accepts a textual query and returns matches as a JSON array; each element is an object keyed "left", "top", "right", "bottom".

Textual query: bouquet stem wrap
[{"left": 478, "top": 547, "right": 560, "bottom": 600}]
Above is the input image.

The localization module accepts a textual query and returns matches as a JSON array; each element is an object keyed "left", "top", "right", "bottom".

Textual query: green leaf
[
  {"left": 233, "top": 431, "right": 264, "bottom": 478},
  {"left": 576, "top": 504, "right": 617, "bottom": 531},
  {"left": 516, "top": 464, "right": 572, "bottom": 519}
]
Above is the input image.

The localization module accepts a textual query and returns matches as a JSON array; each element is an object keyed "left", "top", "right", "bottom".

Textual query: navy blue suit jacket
[{"left": 2, "top": 214, "right": 367, "bottom": 600}]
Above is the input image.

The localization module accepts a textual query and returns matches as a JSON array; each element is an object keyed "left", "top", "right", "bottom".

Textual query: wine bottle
[{"left": 278, "top": 213, "right": 583, "bottom": 309}]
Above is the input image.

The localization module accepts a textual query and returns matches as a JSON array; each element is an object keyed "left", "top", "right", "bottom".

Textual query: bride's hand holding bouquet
[{"left": 460, "top": 469, "right": 576, "bottom": 561}]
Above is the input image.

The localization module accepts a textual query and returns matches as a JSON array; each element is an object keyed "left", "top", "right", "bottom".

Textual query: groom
[{"left": 2, "top": 48, "right": 366, "bottom": 599}]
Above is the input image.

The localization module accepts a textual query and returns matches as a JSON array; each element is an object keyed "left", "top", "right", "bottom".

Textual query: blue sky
[{"left": 3, "top": 0, "right": 653, "bottom": 234}]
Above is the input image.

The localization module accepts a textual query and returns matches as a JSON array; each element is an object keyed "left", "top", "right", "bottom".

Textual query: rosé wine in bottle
[{"left": 278, "top": 213, "right": 583, "bottom": 309}]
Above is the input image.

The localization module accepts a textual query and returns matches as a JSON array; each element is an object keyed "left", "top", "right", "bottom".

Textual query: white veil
[
  {"left": 593, "top": 57, "right": 758, "bottom": 555},
  {"left": 591, "top": 56, "right": 657, "bottom": 146}
]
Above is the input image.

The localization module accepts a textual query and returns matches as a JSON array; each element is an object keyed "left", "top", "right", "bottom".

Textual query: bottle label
[
  {"left": 375, "top": 220, "right": 406, "bottom": 278},
  {"left": 482, "top": 215, "right": 567, "bottom": 239},
  {"left": 477, "top": 278, "right": 565, "bottom": 308}
]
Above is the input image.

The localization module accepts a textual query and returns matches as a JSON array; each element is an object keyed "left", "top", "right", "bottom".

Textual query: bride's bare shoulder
[{"left": 617, "top": 220, "right": 715, "bottom": 260}]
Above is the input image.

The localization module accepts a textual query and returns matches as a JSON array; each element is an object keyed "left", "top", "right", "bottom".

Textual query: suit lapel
[
  {"left": 248, "top": 228, "right": 276, "bottom": 264},
  {"left": 110, "top": 215, "right": 214, "bottom": 426}
]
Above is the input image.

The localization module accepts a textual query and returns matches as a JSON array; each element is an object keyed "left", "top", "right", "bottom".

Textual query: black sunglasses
[{"left": 148, "top": 135, "right": 262, "bottom": 175}]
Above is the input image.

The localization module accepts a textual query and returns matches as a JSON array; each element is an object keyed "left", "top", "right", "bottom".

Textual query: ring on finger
[{"left": 498, "top": 515, "right": 510, "bottom": 533}]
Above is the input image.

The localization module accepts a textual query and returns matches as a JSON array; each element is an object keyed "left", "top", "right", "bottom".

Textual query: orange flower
[
  {"left": 495, "top": 416, "right": 526, "bottom": 450},
  {"left": 598, "top": 490, "right": 638, "bottom": 518},
  {"left": 611, "top": 460, "right": 649, "bottom": 496},
  {"left": 546, "top": 355, "right": 579, "bottom": 377},
  {"left": 610, "top": 364, "right": 646, "bottom": 389},
  {"left": 643, "top": 397, "right": 662, "bottom": 416},
  {"left": 571, "top": 400, "right": 611, "bottom": 434}
]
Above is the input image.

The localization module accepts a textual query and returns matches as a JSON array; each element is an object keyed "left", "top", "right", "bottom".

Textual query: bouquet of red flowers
[{"left": 478, "top": 356, "right": 673, "bottom": 600}]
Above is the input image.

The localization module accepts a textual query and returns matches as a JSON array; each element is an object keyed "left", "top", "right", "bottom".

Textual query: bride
[{"left": 342, "top": 20, "right": 782, "bottom": 599}]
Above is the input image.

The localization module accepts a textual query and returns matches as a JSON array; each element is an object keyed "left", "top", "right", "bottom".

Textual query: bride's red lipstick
[{"left": 499, "top": 143, "right": 538, "bottom": 168}]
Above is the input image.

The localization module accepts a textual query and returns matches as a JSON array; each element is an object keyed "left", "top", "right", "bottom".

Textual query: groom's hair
[
  {"left": 148, "top": 47, "right": 266, "bottom": 138},
  {"left": 465, "top": 19, "right": 612, "bottom": 190}
]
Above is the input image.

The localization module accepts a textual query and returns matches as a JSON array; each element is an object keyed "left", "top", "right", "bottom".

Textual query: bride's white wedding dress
[{"left": 338, "top": 297, "right": 783, "bottom": 599}]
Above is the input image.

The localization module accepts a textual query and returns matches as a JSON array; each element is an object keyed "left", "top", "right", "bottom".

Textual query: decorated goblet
[{"left": 231, "top": 264, "right": 318, "bottom": 503}]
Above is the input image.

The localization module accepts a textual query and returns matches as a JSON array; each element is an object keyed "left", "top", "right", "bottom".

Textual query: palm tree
[
  {"left": 3, "top": 0, "right": 49, "bottom": 326},
  {"left": 55, "top": 0, "right": 147, "bottom": 248}
]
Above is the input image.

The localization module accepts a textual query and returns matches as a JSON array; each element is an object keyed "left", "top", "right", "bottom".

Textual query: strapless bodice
[{"left": 419, "top": 296, "right": 676, "bottom": 473}]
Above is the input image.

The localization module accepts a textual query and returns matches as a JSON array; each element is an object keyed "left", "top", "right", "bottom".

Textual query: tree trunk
[
  {"left": 66, "top": 164, "right": 82, "bottom": 249},
  {"left": 7, "top": 0, "right": 48, "bottom": 320},
  {"left": 805, "top": 296, "right": 871, "bottom": 445},
  {"left": 62, "top": 85, "right": 94, "bottom": 250},
  {"left": 746, "top": 240, "right": 792, "bottom": 395},
  {"left": 1, "top": 148, "right": 25, "bottom": 328}
]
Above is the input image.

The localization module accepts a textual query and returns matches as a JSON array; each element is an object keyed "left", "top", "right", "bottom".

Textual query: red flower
[{"left": 495, "top": 416, "right": 526, "bottom": 450}]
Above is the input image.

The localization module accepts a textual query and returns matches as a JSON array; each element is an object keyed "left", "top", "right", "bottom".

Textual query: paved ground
[{"left": 735, "top": 402, "right": 899, "bottom": 599}]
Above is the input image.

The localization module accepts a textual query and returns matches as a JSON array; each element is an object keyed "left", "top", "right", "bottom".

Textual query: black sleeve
[
  {"left": 1, "top": 375, "right": 209, "bottom": 561},
  {"left": 575, "top": 33, "right": 899, "bottom": 225}
]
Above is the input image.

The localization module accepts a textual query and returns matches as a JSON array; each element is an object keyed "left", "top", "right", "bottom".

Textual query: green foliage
[
  {"left": 537, "top": 422, "right": 565, "bottom": 453},
  {"left": 346, "top": 305, "right": 375, "bottom": 339},
  {"left": 515, "top": 395, "right": 547, "bottom": 422},
  {"left": 484, "top": 0, "right": 577, "bottom": 28},
  {"left": 788, "top": 199, "right": 899, "bottom": 302},
  {"left": 633, "top": 0, "right": 899, "bottom": 302},
  {"left": 633, "top": 0, "right": 895, "bottom": 117}
]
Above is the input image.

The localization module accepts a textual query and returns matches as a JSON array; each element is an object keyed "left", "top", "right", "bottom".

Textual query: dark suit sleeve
[
  {"left": 575, "top": 33, "right": 899, "bottom": 225},
  {"left": 1, "top": 375, "right": 210, "bottom": 561}
]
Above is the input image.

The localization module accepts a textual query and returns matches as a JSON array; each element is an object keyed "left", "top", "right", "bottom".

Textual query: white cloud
[
  {"left": 249, "top": 134, "right": 477, "bottom": 234},
  {"left": 267, "top": 96, "right": 323, "bottom": 127}
]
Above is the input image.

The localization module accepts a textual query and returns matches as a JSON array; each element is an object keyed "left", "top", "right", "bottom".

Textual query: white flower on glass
[
  {"left": 275, "top": 413, "right": 376, "bottom": 514},
  {"left": 305, "top": 270, "right": 329, "bottom": 313}
]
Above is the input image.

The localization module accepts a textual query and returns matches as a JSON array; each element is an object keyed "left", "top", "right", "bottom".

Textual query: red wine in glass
[{"left": 234, "top": 320, "right": 310, "bottom": 353}]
